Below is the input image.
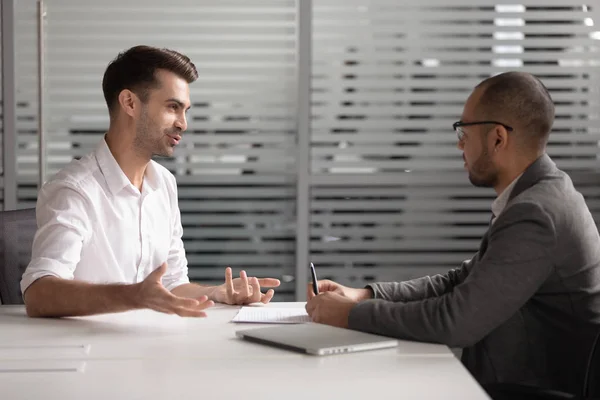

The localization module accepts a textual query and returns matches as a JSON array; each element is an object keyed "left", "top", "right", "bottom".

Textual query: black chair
[
  {"left": 484, "top": 325, "right": 600, "bottom": 400},
  {"left": 0, "top": 208, "right": 37, "bottom": 305}
]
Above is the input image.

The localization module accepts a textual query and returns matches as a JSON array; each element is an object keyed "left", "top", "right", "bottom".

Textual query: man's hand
[
  {"left": 210, "top": 267, "right": 281, "bottom": 305},
  {"left": 307, "top": 279, "right": 373, "bottom": 302},
  {"left": 305, "top": 292, "right": 358, "bottom": 328},
  {"left": 135, "top": 263, "right": 214, "bottom": 317}
]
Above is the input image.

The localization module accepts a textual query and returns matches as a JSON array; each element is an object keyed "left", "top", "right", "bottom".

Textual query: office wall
[
  {"left": 14, "top": 0, "right": 299, "bottom": 298},
  {"left": 5, "top": 0, "right": 600, "bottom": 299},
  {"left": 309, "top": 1, "right": 600, "bottom": 287}
]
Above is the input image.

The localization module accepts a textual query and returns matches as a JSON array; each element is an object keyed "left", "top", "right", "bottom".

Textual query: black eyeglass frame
[{"left": 453, "top": 121, "right": 514, "bottom": 141}]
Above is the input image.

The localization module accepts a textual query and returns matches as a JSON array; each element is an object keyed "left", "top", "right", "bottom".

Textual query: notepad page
[{"left": 232, "top": 307, "right": 310, "bottom": 324}]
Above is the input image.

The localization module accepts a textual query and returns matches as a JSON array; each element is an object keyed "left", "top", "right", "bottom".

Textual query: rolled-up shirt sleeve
[
  {"left": 20, "top": 182, "right": 92, "bottom": 294},
  {"left": 162, "top": 176, "right": 190, "bottom": 292}
]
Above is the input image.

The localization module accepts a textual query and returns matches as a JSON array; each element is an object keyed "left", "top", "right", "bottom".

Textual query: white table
[{"left": 0, "top": 303, "right": 490, "bottom": 399}]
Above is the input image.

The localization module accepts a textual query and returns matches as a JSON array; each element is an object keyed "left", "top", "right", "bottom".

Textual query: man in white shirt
[{"left": 21, "top": 45, "right": 280, "bottom": 318}]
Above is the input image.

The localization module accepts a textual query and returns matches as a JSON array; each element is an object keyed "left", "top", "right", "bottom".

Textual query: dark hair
[
  {"left": 102, "top": 45, "right": 198, "bottom": 116},
  {"left": 476, "top": 71, "right": 555, "bottom": 150}
]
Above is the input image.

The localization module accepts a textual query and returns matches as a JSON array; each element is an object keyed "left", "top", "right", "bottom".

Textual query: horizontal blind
[
  {"left": 311, "top": 0, "right": 600, "bottom": 287},
  {"left": 10, "top": 0, "right": 600, "bottom": 299},
  {"left": 16, "top": 0, "right": 298, "bottom": 299},
  {"left": 0, "top": 12, "right": 3, "bottom": 208},
  {"left": 15, "top": 0, "right": 39, "bottom": 210}
]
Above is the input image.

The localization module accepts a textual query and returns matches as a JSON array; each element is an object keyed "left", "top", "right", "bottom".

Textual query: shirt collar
[
  {"left": 95, "top": 137, "right": 160, "bottom": 196},
  {"left": 491, "top": 173, "right": 523, "bottom": 219},
  {"left": 143, "top": 161, "right": 160, "bottom": 194}
]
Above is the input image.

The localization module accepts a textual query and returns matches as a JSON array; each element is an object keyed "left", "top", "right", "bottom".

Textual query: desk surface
[{"left": 0, "top": 303, "right": 490, "bottom": 400}]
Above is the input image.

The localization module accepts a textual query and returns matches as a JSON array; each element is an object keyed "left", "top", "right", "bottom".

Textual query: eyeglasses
[{"left": 453, "top": 121, "right": 514, "bottom": 141}]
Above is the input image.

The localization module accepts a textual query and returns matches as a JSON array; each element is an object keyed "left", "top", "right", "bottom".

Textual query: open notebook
[{"left": 231, "top": 307, "right": 311, "bottom": 324}]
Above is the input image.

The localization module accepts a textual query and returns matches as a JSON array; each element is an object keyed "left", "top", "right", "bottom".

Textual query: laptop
[{"left": 235, "top": 323, "right": 398, "bottom": 355}]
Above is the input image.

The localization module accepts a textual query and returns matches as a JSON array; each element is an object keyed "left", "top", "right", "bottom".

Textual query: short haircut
[
  {"left": 475, "top": 71, "right": 555, "bottom": 150},
  {"left": 102, "top": 45, "right": 198, "bottom": 117}
]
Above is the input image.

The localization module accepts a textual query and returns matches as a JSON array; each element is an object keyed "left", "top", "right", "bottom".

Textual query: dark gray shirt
[{"left": 348, "top": 154, "right": 600, "bottom": 392}]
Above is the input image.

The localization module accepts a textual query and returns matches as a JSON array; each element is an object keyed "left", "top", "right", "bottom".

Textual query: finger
[
  {"left": 149, "top": 263, "right": 168, "bottom": 281},
  {"left": 256, "top": 278, "right": 281, "bottom": 288},
  {"left": 173, "top": 308, "right": 208, "bottom": 318},
  {"left": 149, "top": 299, "right": 188, "bottom": 316},
  {"left": 152, "top": 305, "right": 176, "bottom": 315},
  {"left": 317, "top": 280, "right": 332, "bottom": 293},
  {"left": 307, "top": 283, "right": 316, "bottom": 299},
  {"left": 169, "top": 299, "right": 209, "bottom": 315},
  {"left": 195, "top": 297, "right": 215, "bottom": 311},
  {"left": 162, "top": 292, "right": 201, "bottom": 309},
  {"left": 225, "top": 267, "right": 234, "bottom": 300},
  {"left": 166, "top": 297, "right": 212, "bottom": 316},
  {"left": 195, "top": 295, "right": 209, "bottom": 303},
  {"left": 240, "top": 270, "right": 250, "bottom": 299},
  {"left": 321, "top": 291, "right": 336, "bottom": 300},
  {"left": 260, "top": 289, "right": 275, "bottom": 304},
  {"left": 249, "top": 277, "right": 262, "bottom": 303}
]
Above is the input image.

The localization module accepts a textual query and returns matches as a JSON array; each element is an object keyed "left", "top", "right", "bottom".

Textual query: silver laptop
[{"left": 235, "top": 323, "right": 398, "bottom": 355}]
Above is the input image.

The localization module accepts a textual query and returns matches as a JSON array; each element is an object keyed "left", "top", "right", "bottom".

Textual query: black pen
[{"left": 310, "top": 262, "right": 319, "bottom": 295}]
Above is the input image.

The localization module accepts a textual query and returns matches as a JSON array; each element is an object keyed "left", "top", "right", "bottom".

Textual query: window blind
[
  {"left": 310, "top": 0, "right": 600, "bottom": 286},
  {"left": 6, "top": 0, "right": 600, "bottom": 298}
]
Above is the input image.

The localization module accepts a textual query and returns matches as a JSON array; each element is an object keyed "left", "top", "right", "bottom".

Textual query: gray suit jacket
[{"left": 348, "top": 154, "right": 600, "bottom": 392}]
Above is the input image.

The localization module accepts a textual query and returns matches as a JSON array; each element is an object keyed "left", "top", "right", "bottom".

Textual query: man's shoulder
[
  {"left": 43, "top": 152, "right": 100, "bottom": 194},
  {"left": 507, "top": 168, "right": 591, "bottom": 231},
  {"left": 512, "top": 169, "right": 573, "bottom": 207}
]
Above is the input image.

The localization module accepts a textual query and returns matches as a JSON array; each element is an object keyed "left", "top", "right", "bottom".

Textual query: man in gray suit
[{"left": 306, "top": 71, "right": 600, "bottom": 393}]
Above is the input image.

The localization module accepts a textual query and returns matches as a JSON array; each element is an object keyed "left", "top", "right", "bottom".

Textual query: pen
[{"left": 310, "top": 262, "right": 319, "bottom": 295}]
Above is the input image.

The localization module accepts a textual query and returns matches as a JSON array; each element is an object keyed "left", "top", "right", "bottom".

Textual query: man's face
[
  {"left": 457, "top": 89, "right": 499, "bottom": 188},
  {"left": 134, "top": 69, "right": 191, "bottom": 158}
]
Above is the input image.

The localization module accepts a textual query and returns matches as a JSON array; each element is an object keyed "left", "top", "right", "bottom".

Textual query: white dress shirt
[
  {"left": 491, "top": 173, "right": 523, "bottom": 224},
  {"left": 21, "top": 138, "right": 190, "bottom": 294}
]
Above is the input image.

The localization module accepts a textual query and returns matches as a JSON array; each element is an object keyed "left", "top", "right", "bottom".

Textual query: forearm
[
  {"left": 369, "top": 261, "right": 472, "bottom": 302},
  {"left": 171, "top": 283, "right": 216, "bottom": 300},
  {"left": 24, "top": 276, "right": 140, "bottom": 318},
  {"left": 350, "top": 203, "right": 556, "bottom": 345},
  {"left": 348, "top": 297, "right": 462, "bottom": 345}
]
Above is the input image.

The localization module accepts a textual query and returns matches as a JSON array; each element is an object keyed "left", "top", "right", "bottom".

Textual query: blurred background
[{"left": 2, "top": 0, "right": 599, "bottom": 300}]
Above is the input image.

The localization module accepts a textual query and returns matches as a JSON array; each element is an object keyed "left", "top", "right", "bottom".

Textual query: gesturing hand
[
  {"left": 210, "top": 267, "right": 281, "bottom": 305},
  {"left": 136, "top": 263, "right": 214, "bottom": 317}
]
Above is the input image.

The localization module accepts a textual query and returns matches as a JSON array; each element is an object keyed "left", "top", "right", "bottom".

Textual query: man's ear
[
  {"left": 493, "top": 125, "right": 509, "bottom": 152},
  {"left": 117, "top": 89, "right": 137, "bottom": 118}
]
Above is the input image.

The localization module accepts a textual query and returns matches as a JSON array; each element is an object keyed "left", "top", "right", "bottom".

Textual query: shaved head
[{"left": 475, "top": 72, "right": 555, "bottom": 152}]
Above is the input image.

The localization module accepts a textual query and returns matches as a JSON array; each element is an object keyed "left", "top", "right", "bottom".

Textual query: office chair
[
  {"left": 0, "top": 208, "right": 37, "bottom": 304},
  {"left": 484, "top": 325, "right": 600, "bottom": 400},
  {"left": 583, "top": 327, "right": 600, "bottom": 399}
]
